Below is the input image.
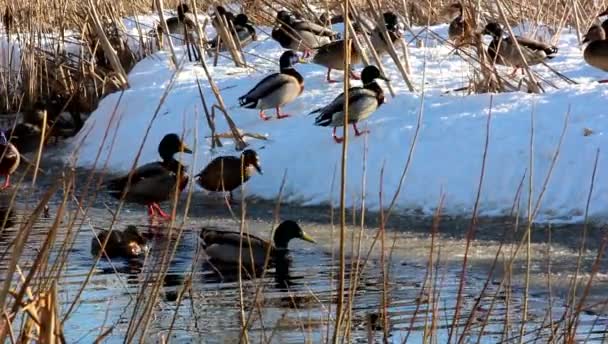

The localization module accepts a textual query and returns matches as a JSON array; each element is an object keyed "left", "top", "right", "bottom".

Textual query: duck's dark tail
[{"left": 313, "top": 111, "right": 332, "bottom": 127}]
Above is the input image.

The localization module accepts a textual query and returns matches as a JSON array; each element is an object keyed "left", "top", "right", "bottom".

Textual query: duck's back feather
[
  {"left": 200, "top": 227, "right": 273, "bottom": 266},
  {"left": 312, "top": 87, "right": 379, "bottom": 127},
  {"left": 105, "top": 161, "right": 183, "bottom": 204},
  {"left": 238, "top": 73, "right": 299, "bottom": 109}
]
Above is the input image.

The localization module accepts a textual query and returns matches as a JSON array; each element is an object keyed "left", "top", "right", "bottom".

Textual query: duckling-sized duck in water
[
  {"left": 200, "top": 220, "right": 315, "bottom": 272},
  {"left": 104, "top": 133, "right": 192, "bottom": 220},
  {"left": 369, "top": 12, "right": 402, "bottom": 56},
  {"left": 583, "top": 25, "right": 608, "bottom": 76},
  {"left": 209, "top": 13, "right": 256, "bottom": 51},
  {"left": 482, "top": 22, "right": 558, "bottom": 77},
  {"left": 91, "top": 225, "right": 148, "bottom": 258},
  {"left": 0, "top": 131, "right": 20, "bottom": 189},
  {"left": 272, "top": 10, "right": 336, "bottom": 57},
  {"left": 195, "top": 149, "right": 261, "bottom": 202},
  {"left": 239, "top": 50, "right": 305, "bottom": 120},
  {"left": 311, "top": 65, "right": 388, "bottom": 143}
]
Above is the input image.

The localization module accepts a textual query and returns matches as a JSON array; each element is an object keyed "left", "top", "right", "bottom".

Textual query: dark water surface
[{"left": 1, "top": 156, "right": 608, "bottom": 343}]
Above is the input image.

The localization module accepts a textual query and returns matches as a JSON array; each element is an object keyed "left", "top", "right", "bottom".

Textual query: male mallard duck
[
  {"left": 444, "top": 3, "right": 473, "bottom": 45},
  {"left": 583, "top": 25, "right": 608, "bottom": 72},
  {"left": 370, "top": 12, "right": 402, "bottom": 56},
  {"left": 311, "top": 65, "right": 388, "bottom": 143},
  {"left": 0, "top": 131, "right": 20, "bottom": 189},
  {"left": 104, "top": 133, "right": 192, "bottom": 219},
  {"left": 312, "top": 39, "right": 362, "bottom": 83},
  {"left": 209, "top": 13, "right": 256, "bottom": 50},
  {"left": 271, "top": 10, "right": 336, "bottom": 56},
  {"left": 200, "top": 220, "right": 315, "bottom": 269},
  {"left": 91, "top": 225, "right": 148, "bottom": 258},
  {"left": 239, "top": 50, "right": 305, "bottom": 120},
  {"left": 195, "top": 149, "right": 262, "bottom": 202},
  {"left": 482, "top": 22, "right": 558, "bottom": 76}
]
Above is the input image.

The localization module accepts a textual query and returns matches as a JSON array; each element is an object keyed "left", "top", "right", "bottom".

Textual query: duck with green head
[
  {"left": 238, "top": 50, "right": 305, "bottom": 120},
  {"left": 0, "top": 130, "right": 20, "bottom": 189},
  {"left": 311, "top": 65, "right": 388, "bottom": 143},
  {"left": 200, "top": 220, "right": 315, "bottom": 271},
  {"left": 104, "top": 133, "right": 192, "bottom": 219}
]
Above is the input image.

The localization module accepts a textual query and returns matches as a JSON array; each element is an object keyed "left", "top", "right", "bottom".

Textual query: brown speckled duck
[
  {"left": 444, "top": 3, "right": 473, "bottom": 45},
  {"left": 104, "top": 133, "right": 191, "bottom": 220},
  {"left": 272, "top": 10, "right": 336, "bottom": 56},
  {"left": 312, "top": 39, "right": 362, "bottom": 83},
  {"left": 482, "top": 22, "right": 558, "bottom": 76},
  {"left": 91, "top": 225, "right": 148, "bottom": 259},
  {"left": 369, "top": 12, "right": 402, "bottom": 56},
  {"left": 583, "top": 25, "right": 608, "bottom": 72},
  {"left": 195, "top": 149, "right": 262, "bottom": 202},
  {"left": 0, "top": 130, "right": 20, "bottom": 189}
]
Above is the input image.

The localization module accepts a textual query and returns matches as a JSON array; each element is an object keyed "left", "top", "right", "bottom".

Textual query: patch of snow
[{"left": 68, "top": 20, "right": 608, "bottom": 223}]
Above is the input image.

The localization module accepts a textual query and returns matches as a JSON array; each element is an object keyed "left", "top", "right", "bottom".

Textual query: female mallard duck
[
  {"left": 312, "top": 39, "right": 362, "bottom": 83},
  {"left": 0, "top": 130, "right": 20, "bottom": 189},
  {"left": 91, "top": 225, "right": 148, "bottom": 258},
  {"left": 209, "top": 13, "right": 256, "bottom": 50},
  {"left": 239, "top": 50, "right": 305, "bottom": 120},
  {"left": 482, "top": 22, "right": 558, "bottom": 76},
  {"left": 200, "top": 220, "right": 315, "bottom": 269},
  {"left": 444, "top": 3, "right": 473, "bottom": 45},
  {"left": 582, "top": 25, "right": 608, "bottom": 72},
  {"left": 157, "top": 3, "right": 197, "bottom": 44},
  {"left": 311, "top": 65, "right": 388, "bottom": 143},
  {"left": 370, "top": 12, "right": 402, "bottom": 56},
  {"left": 104, "top": 133, "right": 192, "bottom": 219},
  {"left": 195, "top": 149, "right": 262, "bottom": 202},
  {"left": 272, "top": 10, "right": 336, "bottom": 56}
]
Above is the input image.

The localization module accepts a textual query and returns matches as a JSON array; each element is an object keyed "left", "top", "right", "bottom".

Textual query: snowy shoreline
[{"left": 65, "top": 20, "right": 608, "bottom": 224}]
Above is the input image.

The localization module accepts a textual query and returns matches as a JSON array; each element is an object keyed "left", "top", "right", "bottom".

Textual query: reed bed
[{"left": 0, "top": 0, "right": 606, "bottom": 343}]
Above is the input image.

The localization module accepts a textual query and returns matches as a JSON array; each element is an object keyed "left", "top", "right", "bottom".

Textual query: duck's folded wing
[
  {"left": 200, "top": 228, "right": 269, "bottom": 250},
  {"left": 105, "top": 162, "right": 167, "bottom": 192},
  {"left": 514, "top": 36, "right": 557, "bottom": 53},
  {"left": 313, "top": 87, "right": 373, "bottom": 125},
  {"left": 293, "top": 21, "right": 335, "bottom": 37},
  {"left": 239, "top": 73, "right": 292, "bottom": 103}
]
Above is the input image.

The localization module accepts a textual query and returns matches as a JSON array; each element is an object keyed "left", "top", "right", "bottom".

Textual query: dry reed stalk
[
  {"left": 214, "top": 7, "right": 245, "bottom": 67},
  {"left": 332, "top": 0, "right": 351, "bottom": 340}
]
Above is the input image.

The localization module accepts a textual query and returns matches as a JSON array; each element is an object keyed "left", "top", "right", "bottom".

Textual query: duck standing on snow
[
  {"left": 312, "top": 39, "right": 362, "bottom": 83},
  {"left": 311, "top": 65, "right": 388, "bottom": 143},
  {"left": 239, "top": 50, "right": 305, "bottom": 120},
  {"left": 582, "top": 25, "right": 608, "bottom": 73},
  {"left": 209, "top": 13, "right": 256, "bottom": 50},
  {"left": 91, "top": 225, "right": 149, "bottom": 259},
  {"left": 444, "top": 3, "right": 473, "bottom": 45},
  {"left": 482, "top": 22, "right": 558, "bottom": 76},
  {"left": 195, "top": 149, "right": 262, "bottom": 202},
  {"left": 0, "top": 130, "right": 20, "bottom": 189},
  {"left": 369, "top": 12, "right": 402, "bottom": 56},
  {"left": 157, "top": 3, "right": 197, "bottom": 42},
  {"left": 104, "top": 133, "right": 192, "bottom": 220},
  {"left": 272, "top": 10, "right": 336, "bottom": 56},
  {"left": 200, "top": 220, "right": 315, "bottom": 272}
]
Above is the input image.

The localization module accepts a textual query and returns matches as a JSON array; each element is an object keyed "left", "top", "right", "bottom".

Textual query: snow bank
[{"left": 68, "top": 21, "right": 608, "bottom": 223}]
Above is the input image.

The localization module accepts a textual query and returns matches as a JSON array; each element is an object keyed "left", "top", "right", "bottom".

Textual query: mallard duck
[
  {"left": 369, "top": 12, "right": 402, "bottom": 56},
  {"left": 195, "top": 149, "right": 261, "bottom": 202},
  {"left": 312, "top": 39, "right": 362, "bottom": 83},
  {"left": 0, "top": 131, "right": 20, "bottom": 189},
  {"left": 598, "top": 8, "right": 608, "bottom": 34},
  {"left": 583, "top": 25, "right": 608, "bottom": 72},
  {"left": 157, "top": 3, "right": 197, "bottom": 44},
  {"left": 239, "top": 50, "right": 305, "bottom": 120},
  {"left": 209, "top": 13, "right": 256, "bottom": 51},
  {"left": 311, "top": 65, "right": 388, "bottom": 143},
  {"left": 271, "top": 10, "right": 336, "bottom": 56},
  {"left": 211, "top": 5, "right": 236, "bottom": 30},
  {"left": 444, "top": 3, "right": 473, "bottom": 45},
  {"left": 91, "top": 225, "right": 148, "bottom": 258},
  {"left": 482, "top": 22, "right": 558, "bottom": 76},
  {"left": 104, "top": 133, "right": 192, "bottom": 219},
  {"left": 200, "top": 220, "right": 315, "bottom": 269}
]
